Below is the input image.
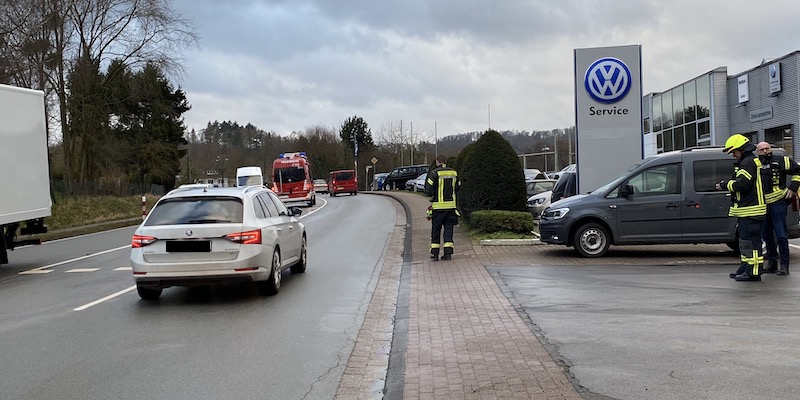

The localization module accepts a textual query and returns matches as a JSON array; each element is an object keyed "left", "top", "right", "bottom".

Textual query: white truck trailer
[{"left": 0, "top": 84, "right": 51, "bottom": 265}]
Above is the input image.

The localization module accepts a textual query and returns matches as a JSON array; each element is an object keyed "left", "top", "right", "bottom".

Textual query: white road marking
[
  {"left": 18, "top": 269, "right": 54, "bottom": 275},
  {"left": 65, "top": 268, "right": 100, "bottom": 273},
  {"left": 790, "top": 244, "right": 800, "bottom": 250},
  {"left": 19, "top": 245, "right": 130, "bottom": 274},
  {"left": 74, "top": 285, "right": 136, "bottom": 311},
  {"left": 114, "top": 267, "right": 132, "bottom": 271},
  {"left": 298, "top": 198, "right": 326, "bottom": 219}
]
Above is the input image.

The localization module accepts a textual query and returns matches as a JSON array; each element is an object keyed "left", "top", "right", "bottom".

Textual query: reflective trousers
[
  {"left": 430, "top": 209, "right": 457, "bottom": 256},
  {"left": 762, "top": 199, "right": 790, "bottom": 267},
  {"left": 738, "top": 217, "right": 764, "bottom": 276}
]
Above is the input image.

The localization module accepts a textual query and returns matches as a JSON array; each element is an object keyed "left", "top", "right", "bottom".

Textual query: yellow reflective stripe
[
  {"left": 430, "top": 243, "right": 441, "bottom": 248},
  {"left": 726, "top": 181, "right": 735, "bottom": 191},
  {"left": 728, "top": 205, "right": 767, "bottom": 217},
  {"left": 736, "top": 169, "right": 752, "bottom": 180},
  {"left": 765, "top": 189, "right": 787, "bottom": 204},
  {"left": 443, "top": 242, "right": 454, "bottom": 248}
]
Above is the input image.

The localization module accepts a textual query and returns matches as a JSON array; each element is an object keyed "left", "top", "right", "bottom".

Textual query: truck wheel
[
  {"left": 573, "top": 223, "right": 610, "bottom": 258},
  {"left": 257, "top": 249, "right": 281, "bottom": 296},
  {"left": 137, "top": 285, "right": 162, "bottom": 300}
]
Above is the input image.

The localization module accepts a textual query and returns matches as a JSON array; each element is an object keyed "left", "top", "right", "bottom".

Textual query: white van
[{"left": 236, "top": 166, "right": 264, "bottom": 187}]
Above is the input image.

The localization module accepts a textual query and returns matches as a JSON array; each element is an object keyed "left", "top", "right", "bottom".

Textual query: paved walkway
[{"left": 336, "top": 191, "right": 582, "bottom": 399}]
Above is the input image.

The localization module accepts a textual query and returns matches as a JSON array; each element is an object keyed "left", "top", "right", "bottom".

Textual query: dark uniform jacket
[
  {"left": 759, "top": 152, "right": 800, "bottom": 204},
  {"left": 724, "top": 142, "right": 766, "bottom": 218},
  {"left": 424, "top": 165, "right": 459, "bottom": 210}
]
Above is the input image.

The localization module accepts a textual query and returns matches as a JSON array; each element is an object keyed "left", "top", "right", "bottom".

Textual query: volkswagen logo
[
  {"left": 185, "top": 230, "right": 193, "bottom": 237},
  {"left": 584, "top": 57, "right": 632, "bottom": 104}
]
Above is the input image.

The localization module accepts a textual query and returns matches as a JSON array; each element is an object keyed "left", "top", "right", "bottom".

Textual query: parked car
[
  {"left": 539, "top": 147, "right": 800, "bottom": 257},
  {"left": 384, "top": 164, "right": 430, "bottom": 190},
  {"left": 370, "top": 172, "right": 389, "bottom": 190},
  {"left": 551, "top": 164, "right": 577, "bottom": 203},
  {"left": 524, "top": 168, "right": 547, "bottom": 182},
  {"left": 412, "top": 173, "right": 428, "bottom": 192},
  {"left": 313, "top": 178, "right": 328, "bottom": 194},
  {"left": 130, "top": 185, "right": 307, "bottom": 299},
  {"left": 525, "top": 179, "right": 556, "bottom": 217}
]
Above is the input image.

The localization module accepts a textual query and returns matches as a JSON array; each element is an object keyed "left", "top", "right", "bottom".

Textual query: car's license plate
[
  {"left": 279, "top": 195, "right": 289, "bottom": 200},
  {"left": 166, "top": 240, "right": 211, "bottom": 253}
]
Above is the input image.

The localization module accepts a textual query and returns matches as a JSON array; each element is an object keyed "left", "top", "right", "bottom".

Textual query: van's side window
[
  {"left": 616, "top": 163, "right": 681, "bottom": 197},
  {"left": 693, "top": 159, "right": 734, "bottom": 192}
]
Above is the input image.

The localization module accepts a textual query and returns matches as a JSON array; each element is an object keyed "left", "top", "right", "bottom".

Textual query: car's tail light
[
  {"left": 224, "top": 230, "right": 262, "bottom": 244},
  {"left": 132, "top": 234, "right": 157, "bottom": 248}
]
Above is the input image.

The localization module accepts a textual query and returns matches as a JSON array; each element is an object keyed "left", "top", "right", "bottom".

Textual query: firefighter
[
  {"left": 756, "top": 141, "right": 800, "bottom": 275},
  {"left": 424, "top": 155, "right": 460, "bottom": 261},
  {"left": 716, "top": 134, "right": 766, "bottom": 281}
]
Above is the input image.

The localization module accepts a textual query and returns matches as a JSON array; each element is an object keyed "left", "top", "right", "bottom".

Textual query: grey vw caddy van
[{"left": 539, "top": 146, "right": 800, "bottom": 257}]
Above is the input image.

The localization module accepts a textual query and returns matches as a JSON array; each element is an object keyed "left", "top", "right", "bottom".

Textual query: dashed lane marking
[
  {"left": 18, "top": 270, "right": 54, "bottom": 275},
  {"left": 65, "top": 268, "right": 101, "bottom": 273},
  {"left": 19, "top": 245, "right": 130, "bottom": 275}
]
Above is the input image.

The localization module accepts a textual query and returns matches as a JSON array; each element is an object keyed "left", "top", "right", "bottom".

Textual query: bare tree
[{"left": 0, "top": 0, "right": 197, "bottom": 186}]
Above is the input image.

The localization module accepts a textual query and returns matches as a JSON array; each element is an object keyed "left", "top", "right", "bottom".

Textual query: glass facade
[{"left": 651, "top": 75, "right": 712, "bottom": 153}]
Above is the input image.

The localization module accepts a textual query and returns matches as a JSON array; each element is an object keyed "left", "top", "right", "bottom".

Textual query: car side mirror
[
  {"left": 290, "top": 207, "right": 303, "bottom": 216},
  {"left": 620, "top": 184, "right": 635, "bottom": 197}
]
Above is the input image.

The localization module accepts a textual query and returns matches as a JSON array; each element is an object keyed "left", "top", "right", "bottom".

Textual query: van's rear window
[
  {"left": 274, "top": 167, "right": 306, "bottom": 183},
  {"left": 335, "top": 171, "right": 354, "bottom": 180}
]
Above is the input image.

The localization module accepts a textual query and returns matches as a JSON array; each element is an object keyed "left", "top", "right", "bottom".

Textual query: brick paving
[{"left": 338, "top": 192, "right": 583, "bottom": 399}]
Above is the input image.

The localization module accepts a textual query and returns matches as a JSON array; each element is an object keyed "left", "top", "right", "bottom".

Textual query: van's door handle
[
  {"left": 666, "top": 202, "right": 679, "bottom": 208},
  {"left": 686, "top": 201, "right": 698, "bottom": 207}
]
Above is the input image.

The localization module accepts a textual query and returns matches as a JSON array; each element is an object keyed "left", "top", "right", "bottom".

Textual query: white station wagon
[{"left": 130, "top": 185, "right": 307, "bottom": 300}]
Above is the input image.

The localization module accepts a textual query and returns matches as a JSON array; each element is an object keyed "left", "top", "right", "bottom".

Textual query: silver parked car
[
  {"left": 525, "top": 179, "right": 556, "bottom": 218},
  {"left": 130, "top": 185, "right": 307, "bottom": 300}
]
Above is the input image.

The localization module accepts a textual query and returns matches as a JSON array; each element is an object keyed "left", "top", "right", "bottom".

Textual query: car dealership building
[{"left": 643, "top": 50, "right": 800, "bottom": 159}]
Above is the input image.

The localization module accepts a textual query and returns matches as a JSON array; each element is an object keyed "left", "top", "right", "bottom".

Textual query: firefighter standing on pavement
[
  {"left": 425, "top": 155, "right": 460, "bottom": 261},
  {"left": 716, "top": 134, "right": 766, "bottom": 281},
  {"left": 756, "top": 141, "right": 800, "bottom": 275}
]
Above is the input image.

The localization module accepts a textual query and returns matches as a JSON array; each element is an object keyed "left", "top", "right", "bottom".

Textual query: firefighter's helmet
[{"left": 723, "top": 134, "right": 749, "bottom": 154}]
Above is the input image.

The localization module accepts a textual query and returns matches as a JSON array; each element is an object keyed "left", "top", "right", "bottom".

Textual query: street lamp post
[{"left": 541, "top": 147, "right": 550, "bottom": 172}]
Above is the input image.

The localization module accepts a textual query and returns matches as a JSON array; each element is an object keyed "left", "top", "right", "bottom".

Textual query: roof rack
[{"left": 679, "top": 145, "right": 723, "bottom": 152}]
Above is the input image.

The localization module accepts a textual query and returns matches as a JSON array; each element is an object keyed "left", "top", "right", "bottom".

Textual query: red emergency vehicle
[{"left": 271, "top": 152, "right": 316, "bottom": 207}]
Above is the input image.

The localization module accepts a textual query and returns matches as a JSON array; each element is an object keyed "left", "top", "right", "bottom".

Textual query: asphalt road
[
  {"left": 0, "top": 193, "right": 396, "bottom": 400},
  {"left": 490, "top": 255, "right": 800, "bottom": 400}
]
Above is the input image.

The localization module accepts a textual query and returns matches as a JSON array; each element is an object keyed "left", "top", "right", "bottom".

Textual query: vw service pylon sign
[{"left": 574, "top": 45, "right": 642, "bottom": 193}]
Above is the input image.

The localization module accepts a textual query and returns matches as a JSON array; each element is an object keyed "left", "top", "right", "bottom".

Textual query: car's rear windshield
[
  {"left": 334, "top": 171, "right": 354, "bottom": 180},
  {"left": 145, "top": 197, "right": 244, "bottom": 226}
]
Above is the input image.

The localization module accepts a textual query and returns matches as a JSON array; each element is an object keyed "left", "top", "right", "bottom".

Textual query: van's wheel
[
  {"left": 290, "top": 235, "right": 307, "bottom": 274},
  {"left": 573, "top": 223, "right": 610, "bottom": 258},
  {"left": 257, "top": 249, "right": 281, "bottom": 296},
  {"left": 137, "top": 285, "right": 162, "bottom": 300}
]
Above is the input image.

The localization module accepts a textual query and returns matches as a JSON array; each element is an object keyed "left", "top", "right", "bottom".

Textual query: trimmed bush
[
  {"left": 458, "top": 130, "right": 527, "bottom": 220},
  {"left": 469, "top": 210, "right": 534, "bottom": 234}
]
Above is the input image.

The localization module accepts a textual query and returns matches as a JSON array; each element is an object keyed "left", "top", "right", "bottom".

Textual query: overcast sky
[{"left": 170, "top": 0, "right": 800, "bottom": 141}]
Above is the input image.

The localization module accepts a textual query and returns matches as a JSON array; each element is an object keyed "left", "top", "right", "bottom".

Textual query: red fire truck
[{"left": 271, "top": 152, "right": 316, "bottom": 207}]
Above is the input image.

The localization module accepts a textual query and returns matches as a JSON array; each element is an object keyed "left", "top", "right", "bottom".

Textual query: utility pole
[
  {"left": 410, "top": 121, "right": 414, "bottom": 164},
  {"left": 488, "top": 104, "right": 491, "bottom": 130},
  {"left": 399, "top": 120, "right": 404, "bottom": 166},
  {"left": 434, "top": 121, "right": 438, "bottom": 158}
]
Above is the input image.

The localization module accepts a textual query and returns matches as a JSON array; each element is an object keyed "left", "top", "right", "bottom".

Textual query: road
[
  {"left": 489, "top": 245, "right": 800, "bottom": 400},
  {"left": 0, "top": 193, "right": 396, "bottom": 400}
]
